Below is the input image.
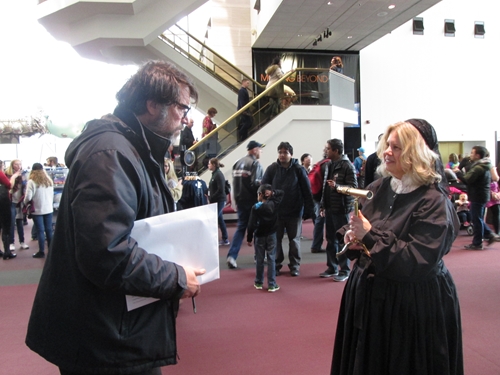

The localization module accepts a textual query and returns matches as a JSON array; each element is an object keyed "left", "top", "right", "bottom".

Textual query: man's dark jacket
[
  {"left": 232, "top": 154, "right": 263, "bottom": 209},
  {"left": 25, "top": 107, "right": 187, "bottom": 374},
  {"left": 262, "top": 158, "right": 315, "bottom": 220},
  {"left": 321, "top": 154, "right": 357, "bottom": 214},
  {"left": 180, "top": 125, "right": 195, "bottom": 149},
  {"left": 457, "top": 158, "right": 492, "bottom": 204}
]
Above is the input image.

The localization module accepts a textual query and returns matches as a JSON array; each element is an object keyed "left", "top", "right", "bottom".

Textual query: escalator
[{"left": 182, "top": 68, "right": 355, "bottom": 176}]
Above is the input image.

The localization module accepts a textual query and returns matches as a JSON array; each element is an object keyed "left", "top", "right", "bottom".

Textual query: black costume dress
[{"left": 331, "top": 176, "right": 463, "bottom": 375}]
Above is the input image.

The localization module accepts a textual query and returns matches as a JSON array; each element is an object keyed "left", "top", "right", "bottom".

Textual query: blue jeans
[
  {"left": 217, "top": 200, "right": 228, "bottom": 241},
  {"left": 227, "top": 205, "right": 252, "bottom": 260},
  {"left": 276, "top": 216, "right": 302, "bottom": 272},
  {"left": 325, "top": 210, "right": 350, "bottom": 275},
  {"left": 311, "top": 201, "right": 325, "bottom": 250},
  {"left": 32, "top": 213, "right": 53, "bottom": 253},
  {"left": 254, "top": 233, "right": 277, "bottom": 287},
  {"left": 10, "top": 202, "right": 25, "bottom": 244},
  {"left": 470, "top": 202, "right": 491, "bottom": 246}
]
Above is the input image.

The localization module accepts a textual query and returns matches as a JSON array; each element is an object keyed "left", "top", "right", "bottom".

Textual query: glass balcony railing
[
  {"left": 183, "top": 68, "right": 355, "bottom": 175},
  {"left": 159, "top": 24, "right": 265, "bottom": 97}
]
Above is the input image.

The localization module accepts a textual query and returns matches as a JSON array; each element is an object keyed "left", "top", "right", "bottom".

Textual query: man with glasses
[{"left": 26, "top": 61, "right": 205, "bottom": 375}]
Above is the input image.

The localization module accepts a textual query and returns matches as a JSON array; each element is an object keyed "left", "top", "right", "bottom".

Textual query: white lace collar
[{"left": 390, "top": 174, "right": 421, "bottom": 194}]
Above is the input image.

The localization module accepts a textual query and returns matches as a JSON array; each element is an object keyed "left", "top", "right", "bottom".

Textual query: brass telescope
[{"left": 336, "top": 186, "right": 373, "bottom": 258}]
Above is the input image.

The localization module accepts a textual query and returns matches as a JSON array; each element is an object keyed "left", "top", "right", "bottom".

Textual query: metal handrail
[
  {"left": 189, "top": 68, "right": 330, "bottom": 150},
  {"left": 159, "top": 24, "right": 265, "bottom": 95}
]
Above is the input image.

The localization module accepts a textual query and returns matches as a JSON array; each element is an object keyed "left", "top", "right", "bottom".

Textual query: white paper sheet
[{"left": 125, "top": 203, "right": 219, "bottom": 311}]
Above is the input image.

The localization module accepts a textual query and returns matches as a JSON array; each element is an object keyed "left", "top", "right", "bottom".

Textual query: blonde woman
[
  {"left": 332, "top": 119, "right": 463, "bottom": 374},
  {"left": 24, "top": 163, "right": 54, "bottom": 258}
]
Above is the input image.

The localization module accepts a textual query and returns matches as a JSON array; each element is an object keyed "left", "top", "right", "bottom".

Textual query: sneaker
[
  {"left": 290, "top": 270, "right": 300, "bottom": 277},
  {"left": 487, "top": 234, "right": 500, "bottom": 245},
  {"left": 268, "top": 285, "right": 280, "bottom": 293},
  {"left": 319, "top": 269, "right": 338, "bottom": 278},
  {"left": 226, "top": 256, "right": 237, "bottom": 269},
  {"left": 20, "top": 242, "right": 29, "bottom": 250},
  {"left": 33, "top": 252, "right": 45, "bottom": 258},
  {"left": 333, "top": 273, "right": 349, "bottom": 282},
  {"left": 254, "top": 283, "right": 263, "bottom": 290},
  {"left": 9, "top": 244, "right": 15, "bottom": 251},
  {"left": 464, "top": 243, "right": 484, "bottom": 250},
  {"left": 219, "top": 240, "right": 230, "bottom": 246}
]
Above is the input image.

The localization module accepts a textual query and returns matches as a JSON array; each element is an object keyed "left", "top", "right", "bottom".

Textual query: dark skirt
[{"left": 331, "top": 255, "right": 463, "bottom": 375}]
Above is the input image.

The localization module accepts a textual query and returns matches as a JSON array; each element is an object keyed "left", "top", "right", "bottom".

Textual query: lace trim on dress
[{"left": 390, "top": 174, "right": 421, "bottom": 194}]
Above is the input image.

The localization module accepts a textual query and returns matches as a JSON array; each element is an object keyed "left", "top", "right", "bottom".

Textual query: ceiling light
[
  {"left": 388, "top": 4, "right": 396, "bottom": 9},
  {"left": 377, "top": 12, "right": 388, "bottom": 17},
  {"left": 347, "top": 36, "right": 352, "bottom": 39}
]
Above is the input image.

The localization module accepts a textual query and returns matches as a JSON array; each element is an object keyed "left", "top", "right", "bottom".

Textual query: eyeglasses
[{"left": 174, "top": 102, "right": 191, "bottom": 119}]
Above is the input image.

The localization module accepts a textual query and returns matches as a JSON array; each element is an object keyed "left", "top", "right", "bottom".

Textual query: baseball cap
[
  {"left": 357, "top": 147, "right": 365, "bottom": 153},
  {"left": 247, "top": 140, "right": 265, "bottom": 150}
]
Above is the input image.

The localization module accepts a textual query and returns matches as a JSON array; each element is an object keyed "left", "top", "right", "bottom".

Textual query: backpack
[
  {"left": 224, "top": 180, "right": 231, "bottom": 196},
  {"left": 308, "top": 159, "right": 330, "bottom": 201}
]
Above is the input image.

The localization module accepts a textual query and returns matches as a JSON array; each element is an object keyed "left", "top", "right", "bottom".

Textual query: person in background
[
  {"left": 179, "top": 118, "right": 196, "bottom": 171},
  {"left": 164, "top": 158, "right": 182, "bottom": 208},
  {"left": 247, "top": 184, "right": 283, "bottom": 293},
  {"left": 202, "top": 107, "right": 217, "bottom": 138},
  {"left": 330, "top": 56, "right": 344, "bottom": 74},
  {"left": 331, "top": 119, "right": 463, "bottom": 375},
  {"left": 0, "top": 160, "right": 4, "bottom": 172},
  {"left": 208, "top": 157, "right": 229, "bottom": 246},
  {"left": 237, "top": 78, "right": 253, "bottom": 142},
  {"left": 25, "top": 61, "right": 205, "bottom": 375},
  {"left": 486, "top": 175, "right": 500, "bottom": 236},
  {"left": 310, "top": 149, "right": 328, "bottom": 254},
  {"left": 46, "top": 156, "right": 63, "bottom": 168},
  {"left": 226, "top": 140, "right": 264, "bottom": 269},
  {"left": 319, "top": 139, "right": 356, "bottom": 282},
  {"left": 353, "top": 147, "right": 366, "bottom": 188},
  {"left": 0, "top": 169, "right": 14, "bottom": 259},
  {"left": 300, "top": 153, "right": 313, "bottom": 174},
  {"left": 364, "top": 133, "right": 383, "bottom": 187},
  {"left": 455, "top": 193, "right": 471, "bottom": 227},
  {"left": 24, "top": 163, "right": 54, "bottom": 259},
  {"left": 265, "top": 57, "right": 284, "bottom": 117},
  {"left": 446, "top": 153, "right": 459, "bottom": 170},
  {"left": 456, "top": 146, "right": 500, "bottom": 249},
  {"left": 5, "top": 159, "right": 29, "bottom": 251},
  {"left": 262, "top": 142, "right": 315, "bottom": 277}
]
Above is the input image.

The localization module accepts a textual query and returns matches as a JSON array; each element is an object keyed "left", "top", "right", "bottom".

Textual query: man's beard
[{"left": 148, "top": 105, "right": 180, "bottom": 141}]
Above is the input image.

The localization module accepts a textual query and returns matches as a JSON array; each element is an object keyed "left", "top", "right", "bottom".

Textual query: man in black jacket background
[
  {"left": 262, "top": 142, "right": 315, "bottom": 276},
  {"left": 319, "top": 138, "right": 357, "bottom": 282}
]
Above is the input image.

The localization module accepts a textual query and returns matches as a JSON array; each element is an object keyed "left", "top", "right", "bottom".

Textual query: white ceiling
[{"left": 253, "top": 0, "right": 441, "bottom": 51}]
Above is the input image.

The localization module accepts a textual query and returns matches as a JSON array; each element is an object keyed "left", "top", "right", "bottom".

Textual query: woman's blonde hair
[
  {"left": 377, "top": 121, "right": 441, "bottom": 186},
  {"left": 29, "top": 169, "right": 53, "bottom": 187},
  {"left": 5, "top": 159, "right": 21, "bottom": 176}
]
